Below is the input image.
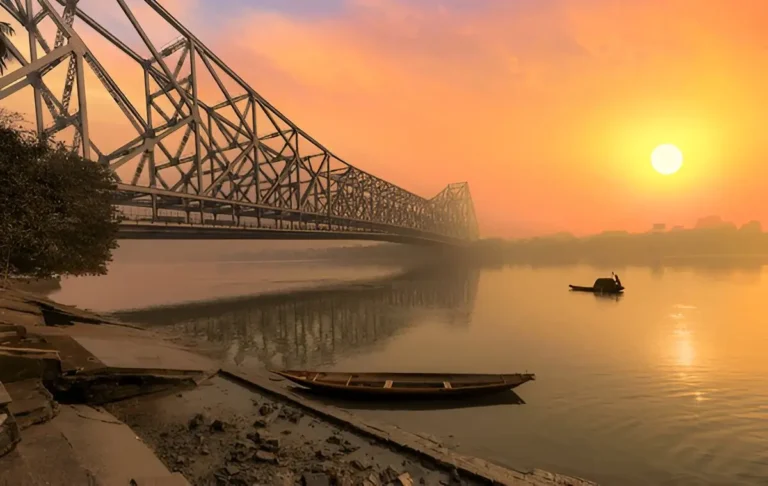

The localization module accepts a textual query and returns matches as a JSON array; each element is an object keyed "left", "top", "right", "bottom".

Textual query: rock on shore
[{"left": 106, "top": 375, "right": 471, "bottom": 486}]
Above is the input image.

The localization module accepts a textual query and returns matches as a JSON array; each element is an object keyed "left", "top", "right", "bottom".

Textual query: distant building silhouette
[
  {"left": 739, "top": 220, "right": 762, "bottom": 233},
  {"left": 695, "top": 215, "right": 734, "bottom": 230},
  {"left": 471, "top": 214, "right": 768, "bottom": 266},
  {"left": 598, "top": 230, "right": 629, "bottom": 237}
]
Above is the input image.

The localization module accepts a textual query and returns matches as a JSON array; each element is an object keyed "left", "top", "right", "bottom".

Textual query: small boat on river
[
  {"left": 271, "top": 369, "right": 536, "bottom": 399},
  {"left": 570, "top": 273, "right": 624, "bottom": 294}
]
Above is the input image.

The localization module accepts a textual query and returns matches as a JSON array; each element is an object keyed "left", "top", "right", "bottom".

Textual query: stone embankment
[{"left": 0, "top": 286, "right": 598, "bottom": 486}]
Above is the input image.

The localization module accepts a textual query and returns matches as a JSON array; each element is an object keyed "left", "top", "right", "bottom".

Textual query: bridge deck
[{"left": 118, "top": 220, "right": 468, "bottom": 246}]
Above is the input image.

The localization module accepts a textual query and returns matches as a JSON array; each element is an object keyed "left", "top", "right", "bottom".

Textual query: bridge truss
[{"left": 0, "top": 0, "right": 479, "bottom": 244}]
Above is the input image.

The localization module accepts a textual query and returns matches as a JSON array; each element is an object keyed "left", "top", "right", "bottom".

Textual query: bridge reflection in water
[{"left": 115, "top": 266, "right": 480, "bottom": 369}]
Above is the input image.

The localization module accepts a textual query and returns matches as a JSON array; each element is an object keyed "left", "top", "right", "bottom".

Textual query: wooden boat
[
  {"left": 569, "top": 277, "right": 624, "bottom": 294},
  {"left": 271, "top": 370, "right": 535, "bottom": 399}
]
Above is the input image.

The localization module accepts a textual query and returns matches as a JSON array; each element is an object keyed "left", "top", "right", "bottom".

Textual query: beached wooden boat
[
  {"left": 271, "top": 370, "right": 536, "bottom": 399},
  {"left": 569, "top": 277, "right": 624, "bottom": 294}
]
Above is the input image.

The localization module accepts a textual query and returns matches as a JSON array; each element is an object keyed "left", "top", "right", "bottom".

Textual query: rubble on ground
[{"left": 106, "top": 375, "right": 471, "bottom": 486}]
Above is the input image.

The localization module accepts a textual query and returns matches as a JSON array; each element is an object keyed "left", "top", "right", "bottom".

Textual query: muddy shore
[
  {"left": 107, "top": 375, "right": 469, "bottom": 486},
  {"left": 0, "top": 286, "right": 597, "bottom": 486}
]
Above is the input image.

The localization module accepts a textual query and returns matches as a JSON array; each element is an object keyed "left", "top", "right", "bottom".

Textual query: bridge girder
[{"left": 0, "top": 0, "right": 479, "bottom": 241}]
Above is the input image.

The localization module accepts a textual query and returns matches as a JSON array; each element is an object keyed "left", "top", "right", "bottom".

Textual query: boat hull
[
  {"left": 569, "top": 284, "right": 624, "bottom": 294},
  {"left": 272, "top": 370, "right": 535, "bottom": 400}
]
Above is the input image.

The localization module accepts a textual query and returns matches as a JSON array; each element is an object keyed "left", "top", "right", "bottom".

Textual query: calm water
[
  {"left": 50, "top": 240, "right": 404, "bottom": 311},
  {"left": 52, "top": 242, "right": 768, "bottom": 486}
]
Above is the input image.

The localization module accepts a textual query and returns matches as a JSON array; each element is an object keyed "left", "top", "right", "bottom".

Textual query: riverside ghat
[{"left": 0, "top": 286, "right": 596, "bottom": 486}]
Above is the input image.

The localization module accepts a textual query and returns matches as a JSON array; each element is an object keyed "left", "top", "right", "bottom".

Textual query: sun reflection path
[
  {"left": 668, "top": 304, "right": 710, "bottom": 403},
  {"left": 674, "top": 326, "right": 695, "bottom": 368}
]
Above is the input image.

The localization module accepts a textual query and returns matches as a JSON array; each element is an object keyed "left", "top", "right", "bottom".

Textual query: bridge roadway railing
[{"left": 116, "top": 204, "right": 470, "bottom": 245}]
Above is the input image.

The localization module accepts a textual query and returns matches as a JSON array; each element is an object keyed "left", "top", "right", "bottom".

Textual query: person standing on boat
[{"left": 613, "top": 273, "right": 622, "bottom": 288}]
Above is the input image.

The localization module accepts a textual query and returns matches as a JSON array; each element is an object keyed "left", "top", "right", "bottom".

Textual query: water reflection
[
  {"left": 665, "top": 304, "right": 714, "bottom": 407},
  {"left": 663, "top": 256, "right": 764, "bottom": 281},
  {"left": 674, "top": 325, "right": 695, "bottom": 368},
  {"left": 86, "top": 263, "right": 768, "bottom": 485},
  {"left": 115, "top": 266, "right": 480, "bottom": 369},
  {"left": 668, "top": 305, "right": 698, "bottom": 370},
  {"left": 593, "top": 292, "right": 623, "bottom": 303}
]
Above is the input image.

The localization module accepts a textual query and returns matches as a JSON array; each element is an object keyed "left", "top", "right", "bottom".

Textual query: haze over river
[{"left": 51, "top": 241, "right": 768, "bottom": 486}]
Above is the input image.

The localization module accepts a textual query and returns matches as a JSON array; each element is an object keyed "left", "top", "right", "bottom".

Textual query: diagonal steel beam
[{"left": 1, "top": 0, "right": 479, "bottom": 241}]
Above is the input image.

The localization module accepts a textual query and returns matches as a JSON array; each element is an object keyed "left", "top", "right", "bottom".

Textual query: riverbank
[
  {"left": 2, "top": 276, "right": 61, "bottom": 294},
  {"left": 0, "top": 286, "right": 597, "bottom": 485}
]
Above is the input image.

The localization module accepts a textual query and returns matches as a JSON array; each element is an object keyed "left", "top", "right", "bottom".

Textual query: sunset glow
[{"left": 3, "top": 0, "right": 767, "bottom": 237}]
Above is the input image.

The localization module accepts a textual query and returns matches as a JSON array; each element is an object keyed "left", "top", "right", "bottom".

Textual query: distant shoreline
[
  {"left": 659, "top": 253, "right": 768, "bottom": 261},
  {"left": 469, "top": 225, "right": 768, "bottom": 269},
  {"left": 502, "top": 253, "right": 768, "bottom": 266}
]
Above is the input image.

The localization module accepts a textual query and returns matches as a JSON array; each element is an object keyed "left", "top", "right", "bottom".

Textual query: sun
[{"left": 651, "top": 144, "right": 683, "bottom": 175}]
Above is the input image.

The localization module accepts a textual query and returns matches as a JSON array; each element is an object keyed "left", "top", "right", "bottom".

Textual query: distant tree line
[
  {"left": 0, "top": 110, "right": 119, "bottom": 282},
  {"left": 469, "top": 216, "right": 768, "bottom": 266}
]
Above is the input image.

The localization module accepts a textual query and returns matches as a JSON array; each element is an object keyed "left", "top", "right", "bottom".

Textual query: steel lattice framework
[{"left": 0, "top": 0, "right": 479, "bottom": 244}]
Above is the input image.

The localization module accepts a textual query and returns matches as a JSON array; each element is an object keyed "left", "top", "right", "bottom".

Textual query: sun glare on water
[{"left": 651, "top": 144, "right": 683, "bottom": 175}]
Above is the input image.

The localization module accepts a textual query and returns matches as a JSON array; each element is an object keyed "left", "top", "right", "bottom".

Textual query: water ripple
[{"left": 116, "top": 263, "right": 768, "bottom": 486}]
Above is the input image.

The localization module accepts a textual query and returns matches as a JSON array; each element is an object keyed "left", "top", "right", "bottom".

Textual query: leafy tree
[
  {"left": 0, "top": 21, "right": 14, "bottom": 75},
  {"left": 0, "top": 110, "right": 120, "bottom": 280}
]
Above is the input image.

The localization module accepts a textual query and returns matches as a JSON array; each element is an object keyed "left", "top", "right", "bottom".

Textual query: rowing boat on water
[
  {"left": 271, "top": 370, "right": 535, "bottom": 399},
  {"left": 569, "top": 277, "right": 624, "bottom": 294}
]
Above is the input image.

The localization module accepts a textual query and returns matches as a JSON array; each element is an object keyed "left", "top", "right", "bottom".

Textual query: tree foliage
[{"left": 0, "top": 110, "right": 120, "bottom": 279}]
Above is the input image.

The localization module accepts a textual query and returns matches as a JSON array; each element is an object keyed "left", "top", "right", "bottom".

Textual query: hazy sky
[{"left": 5, "top": 0, "right": 768, "bottom": 237}]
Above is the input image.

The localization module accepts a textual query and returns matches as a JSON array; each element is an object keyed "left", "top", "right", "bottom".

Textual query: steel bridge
[{"left": 0, "top": 0, "right": 479, "bottom": 245}]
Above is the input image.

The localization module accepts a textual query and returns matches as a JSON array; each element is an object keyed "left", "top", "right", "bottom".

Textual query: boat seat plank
[
  {"left": 443, "top": 382, "right": 452, "bottom": 389},
  {"left": 384, "top": 380, "right": 393, "bottom": 389}
]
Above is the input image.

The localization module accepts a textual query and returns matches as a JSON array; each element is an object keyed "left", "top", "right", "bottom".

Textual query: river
[{"left": 48, "top": 241, "right": 768, "bottom": 486}]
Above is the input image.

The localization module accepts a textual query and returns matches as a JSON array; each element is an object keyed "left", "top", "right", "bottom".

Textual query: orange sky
[{"left": 4, "top": 0, "right": 768, "bottom": 237}]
